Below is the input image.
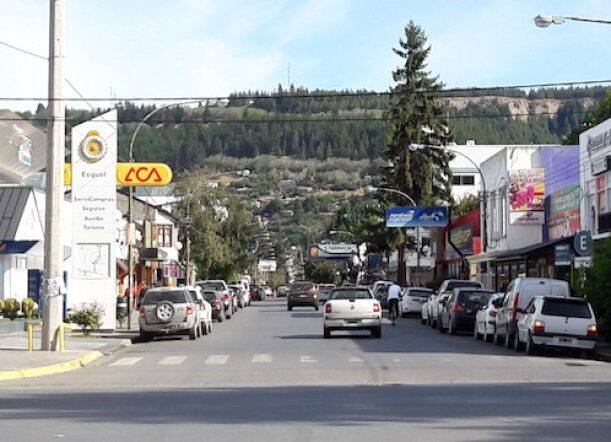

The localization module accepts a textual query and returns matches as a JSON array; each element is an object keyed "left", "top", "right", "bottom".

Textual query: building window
[
  {"left": 452, "top": 174, "right": 476, "bottom": 186},
  {"left": 156, "top": 225, "right": 173, "bottom": 248},
  {"left": 15, "top": 257, "right": 27, "bottom": 269}
]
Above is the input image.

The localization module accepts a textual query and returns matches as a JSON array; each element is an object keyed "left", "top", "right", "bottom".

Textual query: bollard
[{"left": 23, "top": 321, "right": 43, "bottom": 351}]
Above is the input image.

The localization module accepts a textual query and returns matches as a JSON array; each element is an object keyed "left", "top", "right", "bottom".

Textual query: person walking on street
[{"left": 388, "top": 282, "right": 401, "bottom": 325}]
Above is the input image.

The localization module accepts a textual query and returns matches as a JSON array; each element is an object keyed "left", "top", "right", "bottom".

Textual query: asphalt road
[{"left": 1, "top": 299, "right": 611, "bottom": 441}]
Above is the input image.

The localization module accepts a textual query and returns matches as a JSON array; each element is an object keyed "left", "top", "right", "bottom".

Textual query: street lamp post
[
  {"left": 126, "top": 99, "right": 225, "bottom": 327},
  {"left": 367, "top": 186, "right": 421, "bottom": 286},
  {"left": 408, "top": 144, "right": 488, "bottom": 253},
  {"left": 533, "top": 14, "right": 611, "bottom": 27}
]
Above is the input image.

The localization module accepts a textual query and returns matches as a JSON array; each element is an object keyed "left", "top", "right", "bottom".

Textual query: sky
[{"left": 1, "top": 0, "right": 610, "bottom": 111}]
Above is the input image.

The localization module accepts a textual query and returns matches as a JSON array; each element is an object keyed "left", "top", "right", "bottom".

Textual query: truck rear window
[
  {"left": 457, "top": 291, "right": 493, "bottom": 307},
  {"left": 408, "top": 290, "right": 432, "bottom": 298},
  {"left": 330, "top": 290, "right": 371, "bottom": 300},
  {"left": 541, "top": 299, "right": 592, "bottom": 318},
  {"left": 199, "top": 282, "right": 225, "bottom": 291}
]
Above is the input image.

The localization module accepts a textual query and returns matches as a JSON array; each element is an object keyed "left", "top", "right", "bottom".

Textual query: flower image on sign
[{"left": 509, "top": 168, "right": 545, "bottom": 212}]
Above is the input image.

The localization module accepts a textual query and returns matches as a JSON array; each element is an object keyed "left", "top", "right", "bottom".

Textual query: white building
[
  {"left": 447, "top": 143, "right": 505, "bottom": 202},
  {"left": 580, "top": 117, "right": 611, "bottom": 240}
]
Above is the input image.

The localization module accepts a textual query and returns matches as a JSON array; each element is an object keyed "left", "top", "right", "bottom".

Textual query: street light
[
  {"left": 367, "top": 185, "right": 421, "bottom": 286},
  {"left": 533, "top": 14, "right": 611, "bottom": 27},
  {"left": 408, "top": 143, "right": 488, "bottom": 253}
]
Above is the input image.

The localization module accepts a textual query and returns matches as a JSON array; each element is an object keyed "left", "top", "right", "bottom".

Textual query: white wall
[
  {"left": 449, "top": 144, "right": 505, "bottom": 202},
  {"left": 481, "top": 146, "right": 543, "bottom": 252}
]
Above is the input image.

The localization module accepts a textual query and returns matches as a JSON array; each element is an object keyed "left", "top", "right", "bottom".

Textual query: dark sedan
[
  {"left": 202, "top": 290, "right": 226, "bottom": 322},
  {"left": 439, "top": 288, "right": 494, "bottom": 335}
]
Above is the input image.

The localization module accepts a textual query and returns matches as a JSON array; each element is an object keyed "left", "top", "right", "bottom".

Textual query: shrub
[
  {"left": 21, "top": 298, "right": 37, "bottom": 319},
  {"left": 1, "top": 298, "right": 20, "bottom": 320},
  {"left": 69, "top": 302, "right": 105, "bottom": 334}
]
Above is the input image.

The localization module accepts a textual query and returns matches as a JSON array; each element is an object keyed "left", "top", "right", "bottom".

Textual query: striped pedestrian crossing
[{"left": 110, "top": 357, "right": 142, "bottom": 367}]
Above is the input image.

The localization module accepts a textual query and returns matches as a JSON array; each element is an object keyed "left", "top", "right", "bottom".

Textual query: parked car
[
  {"left": 262, "top": 285, "right": 273, "bottom": 298},
  {"left": 139, "top": 287, "right": 201, "bottom": 341},
  {"left": 494, "top": 277, "right": 571, "bottom": 348},
  {"left": 227, "top": 286, "right": 241, "bottom": 311},
  {"left": 196, "top": 280, "right": 234, "bottom": 319},
  {"left": 276, "top": 285, "right": 289, "bottom": 297},
  {"left": 186, "top": 285, "right": 213, "bottom": 335},
  {"left": 202, "top": 290, "right": 225, "bottom": 322},
  {"left": 230, "top": 282, "right": 251, "bottom": 307},
  {"left": 439, "top": 288, "right": 494, "bottom": 334},
  {"left": 515, "top": 296, "right": 598, "bottom": 357},
  {"left": 427, "top": 279, "right": 483, "bottom": 328},
  {"left": 318, "top": 283, "right": 337, "bottom": 303},
  {"left": 323, "top": 287, "right": 382, "bottom": 338},
  {"left": 287, "top": 281, "right": 319, "bottom": 311},
  {"left": 473, "top": 292, "right": 505, "bottom": 342},
  {"left": 400, "top": 287, "right": 433, "bottom": 317},
  {"left": 251, "top": 285, "right": 266, "bottom": 301}
]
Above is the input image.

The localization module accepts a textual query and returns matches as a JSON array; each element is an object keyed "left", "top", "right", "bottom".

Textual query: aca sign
[
  {"left": 385, "top": 206, "right": 449, "bottom": 228},
  {"left": 64, "top": 163, "right": 173, "bottom": 186}
]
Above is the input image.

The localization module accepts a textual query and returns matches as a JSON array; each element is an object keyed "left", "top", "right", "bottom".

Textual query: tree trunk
[{"left": 397, "top": 245, "right": 406, "bottom": 286}]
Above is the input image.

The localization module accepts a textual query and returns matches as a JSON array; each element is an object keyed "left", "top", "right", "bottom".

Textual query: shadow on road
[{"left": 1, "top": 383, "right": 610, "bottom": 440}]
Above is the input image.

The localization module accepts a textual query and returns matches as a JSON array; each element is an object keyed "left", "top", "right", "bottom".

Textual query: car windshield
[
  {"left": 457, "top": 291, "right": 492, "bottom": 307},
  {"left": 292, "top": 283, "right": 314, "bottom": 291},
  {"left": 329, "top": 290, "right": 371, "bottom": 300},
  {"left": 409, "top": 290, "right": 432, "bottom": 298},
  {"left": 143, "top": 290, "right": 188, "bottom": 305},
  {"left": 447, "top": 281, "right": 482, "bottom": 290},
  {"left": 541, "top": 298, "right": 592, "bottom": 318},
  {"left": 199, "top": 282, "right": 225, "bottom": 291},
  {"left": 203, "top": 291, "right": 219, "bottom": 302}
]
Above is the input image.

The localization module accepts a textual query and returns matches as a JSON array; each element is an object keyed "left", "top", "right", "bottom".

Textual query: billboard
[
  {"left": 258, "top": 259, "right": 277, "bottom": 272},
  {"left": 309, "top": 242, "right": 357, "bottom": 259},
  {"left": 548, "top": 185, "right": 581, "bottom": 240},
  {"left": 509, "top": 168, "right": 545, "bottom": 225},
  {"left": 385, "top": 206, "right": 449, "bottom": 228}
]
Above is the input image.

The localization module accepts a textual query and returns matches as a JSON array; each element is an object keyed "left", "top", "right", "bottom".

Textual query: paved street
[{"left": 1, "top": 299, "right": 611, "bottom": 441}]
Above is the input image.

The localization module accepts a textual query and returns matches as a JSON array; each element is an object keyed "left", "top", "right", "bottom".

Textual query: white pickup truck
[{"left": 323, "top": 287, "right": 382, "bottom": 338}]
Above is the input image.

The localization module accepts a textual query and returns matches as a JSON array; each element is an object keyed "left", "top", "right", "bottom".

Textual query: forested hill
[{"left": 18, "top": 85, "right": 610, "bottom": 171}]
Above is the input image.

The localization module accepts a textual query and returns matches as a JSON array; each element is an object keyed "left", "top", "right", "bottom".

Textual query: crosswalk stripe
[
  {"left": 205, "top": 355, "right": 229, "bottom": 365},
  {"left": 252, "top": 354, "right": 272, "bottom": 363},
  {"left": 110, "top": 357, "right": 142, "bottom": 367},
  {"left": 300, "top": 355, "right": 318, "bottom": 363},
  {"left": 159, "top": 356, "right": 187, "bottom": 366},
  {"left": 348, "top": 357, "right": 364, "bottom": 363}
]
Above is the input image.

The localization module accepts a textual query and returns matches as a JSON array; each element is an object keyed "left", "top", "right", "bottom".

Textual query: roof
[
  {"left": 495, "top": 236, "right": 574, "bottom": 262},
  {"left": 0, "top": 187, "right": 31, "bottom": 240},
  {"left": 0, "top": 110, "right": 47, "bottom": 183}
]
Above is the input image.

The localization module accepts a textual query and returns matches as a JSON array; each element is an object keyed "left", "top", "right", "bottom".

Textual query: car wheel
[
  {"left": 218, "top": 311, "right": 224, "bottom": 322},
  {"left": 287, "top": 304, "right": 293, "bottom": 311},
  {"left": 421, "top": 316, "right": 426, "bottom": 325},
  {"left": 208, "top": 322, "right": 212, "bottom": 334},
  {"left": 226, "top": 308, "right": 232, "bottom": 320},
  {"left": 513, "top": 333, "right": 524, "bottom": 352},
  {"left": 483, "top": 328, "right": 492, "bottom": 343},
  {"left": 323, "top": 327, "right": 330, "bottom": 339},
  {"left": 431, "top": 318, "right": 437, "bottom": 329},
  {"left": 201, "top": 322, "right": 207, "bottom": 336},
  {"left": 372, "top": 326, "right": 382, "bottom": 339},
  {"left": 526, "top": 333, "right": 538, "bottom": 356},
  {"left": 139, "top": 331, "right": 152, "bottom": 342},
  {"left": 494, "top": 330, "right": 504, "bottom": 346},
  {"left": 189, "top": 325, "right": 197, "bottom": 340},
  {"left": 438, "top": 317, "right": 446, "bottom": 333},
  {"left": 314, "top": 304, "right": 319, "bottom": 311}
]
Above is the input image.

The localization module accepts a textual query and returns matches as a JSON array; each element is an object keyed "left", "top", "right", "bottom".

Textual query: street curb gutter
[{"left": 0, "top": 339, "right": 132, "bottom": 382}]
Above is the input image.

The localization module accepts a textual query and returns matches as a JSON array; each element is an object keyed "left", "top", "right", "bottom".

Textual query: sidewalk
[{"left": 0, "top": 329, "right": 133, "bottom": 381}]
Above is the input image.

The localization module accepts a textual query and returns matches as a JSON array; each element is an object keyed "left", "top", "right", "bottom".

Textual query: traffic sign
[
  {"left": 573, "top": 231, "right": 593, "bottom": 256},
  {"left": 64, "top": 163, "right": 173, "bottom": 187},
  {"left": 574, "top": 256, "right": 593, "bottom": 269},
  {"left": 554, "top": 244, "right": 571, "bottom": 266}
]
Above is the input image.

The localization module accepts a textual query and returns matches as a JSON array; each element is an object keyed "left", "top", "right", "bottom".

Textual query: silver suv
[{"left": 139, "top": 287, "right": 202, "bottom": 341}]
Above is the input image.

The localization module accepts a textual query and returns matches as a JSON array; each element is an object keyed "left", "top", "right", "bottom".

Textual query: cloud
[{"left": 277, "top": 0, "right": 349, "bottom": 45}]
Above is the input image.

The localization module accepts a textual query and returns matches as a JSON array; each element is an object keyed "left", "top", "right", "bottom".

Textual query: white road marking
[
  {"left": 300, "top": 355, "right": 318, "bottom": 363},
  {"left": 159, "top": 356, "right": 187, "bottom": 366},
  {"left": 348, "top": 357, "right": 364, "bottom": 363},
  {"left": 252, "top": 354, "right": 272, "bottom": 363},
  {"left": 205, "top": 355, "right": 229, "bottom": 365},
  {"left": 110, "top": 357, "right": 142, "bottom": 367}
]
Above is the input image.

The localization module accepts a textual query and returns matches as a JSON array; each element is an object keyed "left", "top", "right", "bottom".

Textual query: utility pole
[{"left": 42, "top": 0, "right": 65, "bottom": 351}]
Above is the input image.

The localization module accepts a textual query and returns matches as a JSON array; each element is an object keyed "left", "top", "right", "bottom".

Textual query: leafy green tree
[
  {"left": 453, "top": 194, "right": 480, "bottom": 217},
  {"left": 383, "top": 21, "right": 453, "bottom": 206},
  {"left": 565, "top": 90, "right": 611, "bottom": 144}
]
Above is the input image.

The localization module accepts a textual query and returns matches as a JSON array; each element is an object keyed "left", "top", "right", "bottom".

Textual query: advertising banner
[
  {"left": 258, "top": 259, "right": 277, "bottom": 272},
  {"left": 385, "top": 206, "right": 449, "bottom": 228},
  {"left": 71, "top": 110, "right": 117, "bottom": 329},
  {"left": 309, "top": 242, "right": 357, "bottom": 259},
  {"left": 548, "top": 185, "right": 581, "bottom": 240},
  {"left": 554, "top": 243, "right": 571, "bottom": 266},
  {"left": 509, "top": 168, "right": 545, "bottom": 225},
  {"left": 449, "top": 225, "right": 473, "bottom": 255}
]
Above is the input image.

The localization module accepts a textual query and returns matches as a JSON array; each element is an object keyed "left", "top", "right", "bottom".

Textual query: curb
[{"left": 0, "top": 339, "right": 131, "bottom": 382}]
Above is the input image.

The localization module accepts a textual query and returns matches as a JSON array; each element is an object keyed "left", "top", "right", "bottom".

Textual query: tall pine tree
[{"left": 383, "top": 21, "right": 453, "bottom": 205}]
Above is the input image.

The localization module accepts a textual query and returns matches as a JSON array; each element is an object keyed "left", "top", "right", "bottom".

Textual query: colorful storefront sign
[
  {"left": 547, "top": 185, "right": 581, "bottom": 240},
  {"left": 509, "top": 168, "right": 545, "bottom": 225}
]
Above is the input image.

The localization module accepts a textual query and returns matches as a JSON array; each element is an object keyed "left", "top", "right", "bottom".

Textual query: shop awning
[{"left": 494, "top": 235, "right": 575, "bottom": 262}]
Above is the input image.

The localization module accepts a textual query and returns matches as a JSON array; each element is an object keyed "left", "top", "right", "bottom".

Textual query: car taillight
[
  {"left": 512, "top": 293, "right": 520, "bottom": 320},
  {"left": 533, "top": 319, "right": 545, "bottom": 335},
  {"left": 373, "top": 303, "right": 380, "bottom": 313},
  {"left": 325, "top": 304, "right": 332, "bottom": 314},
  {"left": 215, "top": 300, "right": 221, "bottom": 308},
  {"left": 489, "top": 310, "right": 497, "bottom": 317},
  {"left": 186, "top": 305, "right": 193, "bottom": 315},
  {"left": 587, "top": 324, "right": 598, "bottom": 338},
  {"left": 454, "top": 304, "right": 464, "bottom": 313},
  {"left": 139, "top": 307, "right": 145, "bottom": 318},
  {"left": 223, "top": 292, "right": 229, "bottom": 301}
]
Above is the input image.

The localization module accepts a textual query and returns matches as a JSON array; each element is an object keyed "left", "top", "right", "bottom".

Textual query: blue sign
[
  {"left": 554, "top": 244, "right": 571, "bottom": 266},
  {"left": 385, "top": 206, "right": 449, "bottom": 228}
]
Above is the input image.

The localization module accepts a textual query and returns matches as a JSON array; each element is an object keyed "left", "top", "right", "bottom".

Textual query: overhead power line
[{"left": 0, "top": 79, "right": 610, "bottom": 102}]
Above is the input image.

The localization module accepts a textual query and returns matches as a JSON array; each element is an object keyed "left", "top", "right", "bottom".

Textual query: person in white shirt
[{"left": 387, "top": 283, "right": 402, "bottom": 325}]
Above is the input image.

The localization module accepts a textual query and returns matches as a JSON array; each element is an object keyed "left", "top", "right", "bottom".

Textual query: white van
[{"left": 494, "top": 277, "right": 571, "bottom": 348}]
